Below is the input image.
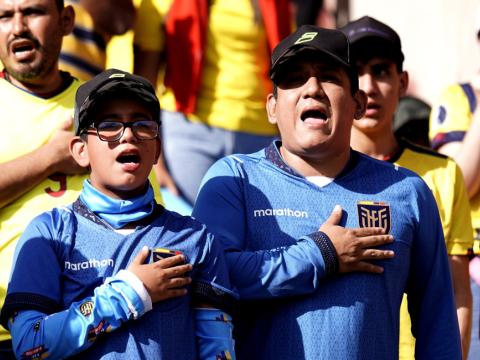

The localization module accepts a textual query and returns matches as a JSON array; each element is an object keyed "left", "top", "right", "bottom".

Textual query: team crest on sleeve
[
  {"left": 357, "top": 201, "right": 391, "bottom": 233},
  {"left": 79, "top": 300, "right": 94, "bottom": 316}
]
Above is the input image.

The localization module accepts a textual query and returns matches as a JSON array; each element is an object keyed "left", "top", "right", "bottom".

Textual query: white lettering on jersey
[
  {"left": 253, "top": 208, "right": 308, "bottom": 218},
  {"left": 65, "top": 259, "right": 115, "bottom": 271}
]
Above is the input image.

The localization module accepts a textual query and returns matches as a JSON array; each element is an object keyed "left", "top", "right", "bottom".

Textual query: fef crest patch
[{"left": 357, "top": 201, "right": 391, "bottom": 233}]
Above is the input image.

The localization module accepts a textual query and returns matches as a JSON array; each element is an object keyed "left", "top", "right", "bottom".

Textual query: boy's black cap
[
  {"left": 74, "top": 68, "right": 160, "bottom": 135},
  {"left": 270, "top": 25, "right": 357, "bottom": 88},
  {"left": 340, "top": 16, "right": 404, "bottom": 64}
]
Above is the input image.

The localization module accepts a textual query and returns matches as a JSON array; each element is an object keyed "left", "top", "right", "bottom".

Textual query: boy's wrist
[{"left": 113, "top": 270, "right": 153, "bottom": 314}]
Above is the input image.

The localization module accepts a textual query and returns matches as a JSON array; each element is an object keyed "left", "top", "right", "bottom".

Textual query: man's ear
[
  {"left": 266, "top": 93, "right": 278, "bottom": 125},
  {"left": 353, "top": 89, "right": 367, "bottom": 120},
  {"left": 153, "top": 138, "right": 161, "bottom": 165},
  {"left": 399, "top": 71, "right": 409, "bottom": 97},
  {"left": 60, "top": 5, "right": 75, "bottom": 36},
  {"left": 70, "top": 137, "right": 90, "bottom": 167}
]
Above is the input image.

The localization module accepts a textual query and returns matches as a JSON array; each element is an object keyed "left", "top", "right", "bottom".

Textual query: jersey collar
[
  {"left": 73, "top": 197, "right": 164, "bottom": 231},
  {"left": 264, "top": 140, "right": 360, "bottom": 180}
]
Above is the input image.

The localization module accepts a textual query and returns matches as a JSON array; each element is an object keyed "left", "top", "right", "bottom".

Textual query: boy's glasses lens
[{"left": 95, "top": 121, "right": 159, "bottom": 142}]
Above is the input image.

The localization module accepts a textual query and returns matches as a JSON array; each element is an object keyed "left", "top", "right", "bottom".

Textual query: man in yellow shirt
[
  {"left": 59, "top": 0, "right": 136, "bottom": 80},
  {"left": 342, "top": 16, "right": 473, "bottom": 359},
  {"left": 0, "top": 1, "right": 83, "bottom": 357}
]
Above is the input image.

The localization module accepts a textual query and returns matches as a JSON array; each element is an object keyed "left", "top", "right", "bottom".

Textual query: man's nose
[
  {"left": 303, "top": 76, "right": 326, "bottom": 98},
  {"left": 12, "top": 13, "right": 28, "bottom": 36}
]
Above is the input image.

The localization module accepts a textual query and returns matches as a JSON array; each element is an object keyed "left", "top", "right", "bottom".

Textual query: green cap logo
[{"left": 295, "top": 32, "right": 318, "bottom": 44}]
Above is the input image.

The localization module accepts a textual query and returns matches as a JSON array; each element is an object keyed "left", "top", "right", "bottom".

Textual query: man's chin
[
  {"left": 4, "top": 61, "right": 44, "bottom": 81},
  {"left": 8, "top": 68, "right": 41, "bottom": 81}
]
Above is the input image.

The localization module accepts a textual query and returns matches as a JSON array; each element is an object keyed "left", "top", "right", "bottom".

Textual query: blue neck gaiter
[{"left": 80, "top": 179, "right": 155, "bottom": 229}]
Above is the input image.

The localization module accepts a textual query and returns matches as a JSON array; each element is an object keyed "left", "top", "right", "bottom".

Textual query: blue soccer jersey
[
  {"left": 1, "top": 200, "right": 236, "bottom": 359},
  {"left": 193, "top": 141, "right": 461, "bottom": 359}
]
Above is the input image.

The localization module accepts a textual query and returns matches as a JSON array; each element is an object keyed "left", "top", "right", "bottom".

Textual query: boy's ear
[
  {"left": 153, "top": 138, "right": 161, "bottom": 165},
  {"left": 70, "top": 137, "right": 90, "bottom": 167}
]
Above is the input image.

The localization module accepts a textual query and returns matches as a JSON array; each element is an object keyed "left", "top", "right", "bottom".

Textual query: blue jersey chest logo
[{"left": 357, "top": 201, "right": 391, "bottom": 234}]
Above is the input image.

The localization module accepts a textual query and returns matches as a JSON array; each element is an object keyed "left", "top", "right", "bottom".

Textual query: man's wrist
[{"left": 307, "top": 231, "right": 339, "bottom": 275}]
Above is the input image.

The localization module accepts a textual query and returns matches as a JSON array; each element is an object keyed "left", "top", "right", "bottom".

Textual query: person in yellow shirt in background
[
  {"left": 342, "top": 16, "right": 473, "bottom": 359},
  {"left": 429, "top": 13, "right": 480, "bottom": 358},
  {"left": 0, "top": 1, "right": 82, "bottom": 358},
  {"left": 133, "top": 0, "right": 292, "bottom": 206},
  {"left": 59, "top": 0, "right": 135, "bottom": 80}
]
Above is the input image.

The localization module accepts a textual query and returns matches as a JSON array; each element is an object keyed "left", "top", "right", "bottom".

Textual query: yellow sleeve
[
  {"left": 444, "top": 161, "right": 473, "bottom": 255},
  {"left": 429, "top": 84, "right": 473, "bottom": 142},
  {"left": 133, "top": 0, "right": 170, "bottom": 52}
]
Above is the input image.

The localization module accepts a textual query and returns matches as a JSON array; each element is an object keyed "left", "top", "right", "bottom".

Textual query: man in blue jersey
[
  {"left": 0, "top": 69, "right": 237, "bottom": 359},
  {"left": 193, "top": 25, "right": 461, "bottom": 359}
]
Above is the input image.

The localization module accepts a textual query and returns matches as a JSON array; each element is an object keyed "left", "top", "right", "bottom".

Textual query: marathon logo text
[
  {"left": 65, "top": 259, "right": 114, "bottom": 271},
  {"left": 253, "top": 208, "right": 308, "bottom": 218}
]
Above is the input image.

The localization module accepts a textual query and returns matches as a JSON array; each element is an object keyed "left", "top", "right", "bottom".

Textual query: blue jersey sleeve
[
  {"left": 6, "top": 273, "right": 148, "bottom": 360},
  {"left": 193, "top": 158, "right": 335, "bottom": 299},
  {"left": 406, "top": 179, "right": 462, "bottom": 358},
  {"left": 191, "top": 230, "right": 239, "bottom": 313},
  {"left": 194, "top": 308, "right": 235, "bottom": 360},
  {"left": 0, "top": 213, "right": 148, "bottom": 359}
]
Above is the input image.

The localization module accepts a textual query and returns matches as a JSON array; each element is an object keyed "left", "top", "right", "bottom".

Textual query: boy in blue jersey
[
  {"left": 193, "top": 25, "right": 462, "bottom": 359},
  {"left": 0, "top": 69, "right": 237, "bottom": 360}
]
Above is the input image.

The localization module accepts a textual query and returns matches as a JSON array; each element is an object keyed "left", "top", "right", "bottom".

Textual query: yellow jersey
[
  {"left": 394, "top": 140, "right": 473, "bottom": 359},
  {"left": 429, "top": 83, "right": 480, "bottom": 233},
  {"left": 59, "top": 1, "right": 107, "bottom": 80}
]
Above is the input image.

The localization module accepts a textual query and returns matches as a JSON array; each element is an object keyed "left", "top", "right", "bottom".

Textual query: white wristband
[{"left": 115, "top": 269, "right": 153, "bottom": 313}]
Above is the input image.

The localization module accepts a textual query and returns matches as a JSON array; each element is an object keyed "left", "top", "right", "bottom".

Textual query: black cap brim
[{"left": 270, "top": 45, "right": 352, "bottom": 81}]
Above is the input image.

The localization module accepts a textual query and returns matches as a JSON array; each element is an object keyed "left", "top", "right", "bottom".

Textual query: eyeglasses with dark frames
[{"left": 85, "top": 120, "right": 159, "bottom": 142}]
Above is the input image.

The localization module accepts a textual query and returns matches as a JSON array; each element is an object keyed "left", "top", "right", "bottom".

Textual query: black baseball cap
[
  {"left": 269, "top": 25, "right": 358, "bottom": 90},
  {"left": 340, "top": 16, "right": 404, "bottom": 66},
  {"left": 74, "top": 68, "right": 160, "bottom": 135}
]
